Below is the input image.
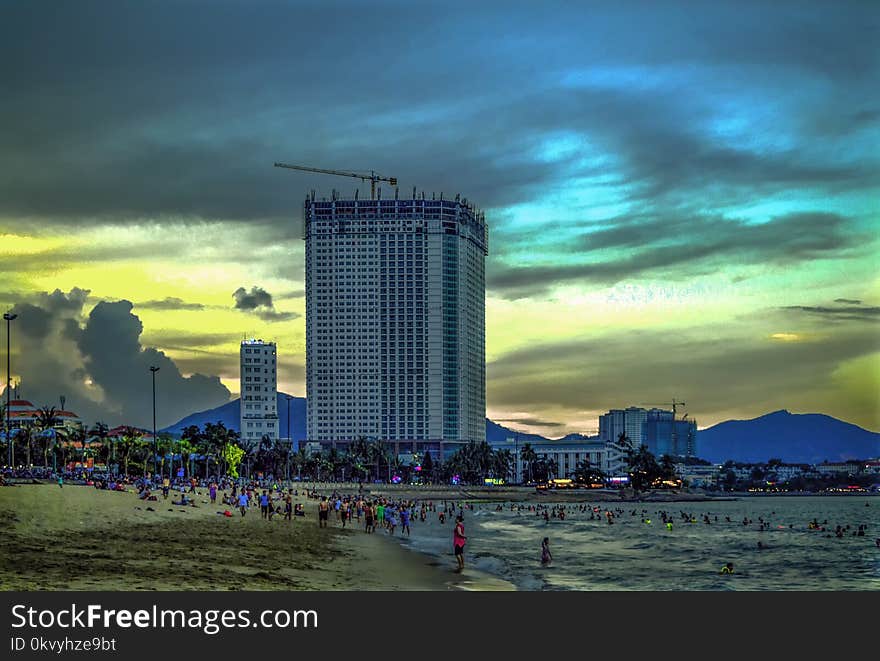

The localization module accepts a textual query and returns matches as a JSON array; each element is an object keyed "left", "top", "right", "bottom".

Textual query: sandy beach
[{"left": 0, "top": 484, "right": 512, "bottom": 591}]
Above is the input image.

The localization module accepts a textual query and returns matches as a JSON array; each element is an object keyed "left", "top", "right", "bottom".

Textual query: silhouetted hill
[
  {"left": 161, "top": 394, "right": 307, "bottom": 441},
  {"left": 698, "top": 410, "right": 880, "bottom": 464},
  {"left": 165, "top": 400, "right": 877, "bottom": 464},
  {"left": 485, "top": 419, "right": 549, "bottom": 444},
  {"left": 164, "top": 398, "right": 554, "bottom": 445}
]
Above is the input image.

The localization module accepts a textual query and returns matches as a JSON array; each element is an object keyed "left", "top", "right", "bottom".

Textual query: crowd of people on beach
[{"left": 6, "top": 471, "right": 879, "bottom": 578}]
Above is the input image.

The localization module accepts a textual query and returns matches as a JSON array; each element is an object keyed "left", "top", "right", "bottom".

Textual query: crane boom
[{"left": 274, "top": 162, "right": 397, "bottom": 199}]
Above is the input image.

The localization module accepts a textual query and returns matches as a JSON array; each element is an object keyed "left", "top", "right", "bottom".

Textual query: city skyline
[{"left": 1, "top": 1, "right": 877, "bottom": 434}]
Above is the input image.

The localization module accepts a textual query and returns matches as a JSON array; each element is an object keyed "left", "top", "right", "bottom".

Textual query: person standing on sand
[
  {"left": 57, "top": 475, "right": 63, "bottom": 488},
  {"left": 260, "top": 490, "right": 271, "bottom": 519},
  {"left": 318, "top": 497, "right": 330, "bottom": 528},
  {"left": 364, "top": 501, "right": 374, "bottom": 534},
  {"left": 238, "top": 491, "right": 249, "bottom": 517},
  {"left": 453, "top": 515, "right": 467, "bottom": 572}
]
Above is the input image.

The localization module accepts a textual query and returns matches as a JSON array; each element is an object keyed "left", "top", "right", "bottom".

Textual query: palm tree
[
  {"left": 292, "top": 446, "right": 308, "bottom": 481},
  {"left": 520, "top": 443, "right": 538, "bottom": 483},
  {"left": 627, "top": 445, "right": 662, "bottom": 492},
  {"left": 156, "top": 433, "right": 176, "bottom": 478},
  {"left": 176, "top": 437, "right": 194, "bottom": 478},
  {"left": 90, "top": 421, "right": 110, "bottom": 465},
  {"left": 34, "top": 406, "right": 61, "bottom": 466},
  {"left": 421, "top": 450, "right": 435, "bottom": 483},
  {"left": 66, "top": 426, "right": 89, "bottom": 470},
  {"left": 367, "top": 440, "right": 385, "bottom": 481},
  {"left": 492, "top": 448, "right": 513, "bottom": 482},
  {"left": 181, "top": 424, "right": 203, "bottom": 476},
  {"left": 573, "top": 458, "right": 605, "bottom": 485},
  {"left": 115, "top": 426, "right": 144, "bottom": 476}
]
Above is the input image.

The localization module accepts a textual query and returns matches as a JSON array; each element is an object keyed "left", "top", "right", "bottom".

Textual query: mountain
[
  {"left": 164, "top": 399, "right": 878, "bottom": 464},
  {"left": 161, "top": 394, "right": 308, "bottom": 440},
  {"left": 697, "top": 410, "right": 880, "bottom": 464},
  {"left": 164, "top": 396, "right": 553, "bottom": 445},
  {"left": 485, "top": 419, "right": 548, "bottom": 444}
]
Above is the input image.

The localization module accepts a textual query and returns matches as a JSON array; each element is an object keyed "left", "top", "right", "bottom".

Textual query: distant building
[
  {"left": 815, "top": 461, "right": 863, "bottom": 477},
  {"left": 491, "top": 436, "right": 631, "bottom": 481},
  {"left": 599, "top": 406, "right": 698, "bottom": 458},
  {"left": 599, "top": 407, "right": 649, "bottom": 448},
  {"left": 5, "top": 398, "right": 82, "bottom": 431},
  {"left": 674, "top": 463, "right": 721, "bottom": 488},
  {"left": 642, "top": 409, "right": 698, "bottom": 458},
  {"left": 240, "top": 339, "right": 278, "bottom": 445}
]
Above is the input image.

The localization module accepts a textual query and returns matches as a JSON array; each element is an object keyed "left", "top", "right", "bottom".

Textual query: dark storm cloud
[
  {"left": 136, "top": 297, "right": 206, "bottom": 311},
  {"left": 0, "top": 1, "right": 875, "bottom": 225},
  {"left": 75, "top": 301, "right": 230, "bottom": 427},
  {"left": 489, "top": 212, "right": 863, "bottom": 298},
  {"left": 233, "top": 287, "right": 273, "bottom": 311},
  {"left": 782, "top": 302, "right": 880, "bottom": 322},
  {"left": 2, "top": 289, "right": 230, "bottom": 428},
  {"left": 4, "top": 289, "right": 101, "bottom": 424},
  {"left": 232, "top": 286, "right": 299, "bottom": 322}
]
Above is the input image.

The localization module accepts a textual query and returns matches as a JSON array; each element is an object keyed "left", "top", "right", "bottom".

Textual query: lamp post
[
  {"left": 285, "top": 395, "right": 292, "bottom": 483},
  {"left": 150, "top": 366, "right": 160, "bottom": 478},
  {"left": 4, "top": 312, "right": 17, "bottom": 468}
]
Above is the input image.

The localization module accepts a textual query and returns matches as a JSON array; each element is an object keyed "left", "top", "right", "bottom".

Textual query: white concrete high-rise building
[
  {"left": 599, "top": 406, "right": 653, "bottom": 448},
  {"left": 239, "top": 339, "right": 278, "bottom": 444},
  {"left": 304, "top": 192, "right": 488, "bottom": 450}
]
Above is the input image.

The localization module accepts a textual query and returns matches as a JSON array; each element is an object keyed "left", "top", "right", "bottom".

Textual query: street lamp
[
  {"left": 4, "top": 312, "right": 17, "bottom": 467},
  {"left": 150, "top": 366, "right": 160, "bottom": 478},
  {"left": 285, "top": 394, "right": 293, "bottom": 482}
]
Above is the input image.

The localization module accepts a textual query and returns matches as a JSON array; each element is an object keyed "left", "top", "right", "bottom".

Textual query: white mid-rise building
[
  {"left": 304, "top": 192, "right": 488, "bottom": 446},
  {"left": 239, "top": 339, "right": 278, "bottom": 445}
]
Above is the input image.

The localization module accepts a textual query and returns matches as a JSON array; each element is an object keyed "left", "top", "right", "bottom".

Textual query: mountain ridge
[{"left": 161, "top": 399, "right": 879, "bottom": 463}]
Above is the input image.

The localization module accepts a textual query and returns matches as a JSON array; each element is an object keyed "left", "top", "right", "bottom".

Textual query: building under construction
[{"left": 302, "top": 189, "right": 488, "bottom": 458}]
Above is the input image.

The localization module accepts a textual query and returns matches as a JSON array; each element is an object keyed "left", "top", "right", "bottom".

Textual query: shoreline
[{"left": 0, "top": 483, "right": 511, "bottom": 591}]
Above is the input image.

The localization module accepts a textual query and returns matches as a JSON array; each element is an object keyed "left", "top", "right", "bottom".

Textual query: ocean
[{"left": 395, "top": 495, "right": 880, "bottom": 590}]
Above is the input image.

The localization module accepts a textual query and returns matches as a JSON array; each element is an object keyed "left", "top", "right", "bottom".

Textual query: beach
[{"left": 0, "top": 484, "right": 511, "bottom": 591}]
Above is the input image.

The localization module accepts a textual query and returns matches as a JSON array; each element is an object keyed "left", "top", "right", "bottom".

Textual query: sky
[{"left": 1, "top": 0, "right": 878, "bottom": 435}]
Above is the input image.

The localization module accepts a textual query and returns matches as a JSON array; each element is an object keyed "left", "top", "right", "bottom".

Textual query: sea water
[{"left": 397, "top": 496, "right": 880, "bottom": 590}]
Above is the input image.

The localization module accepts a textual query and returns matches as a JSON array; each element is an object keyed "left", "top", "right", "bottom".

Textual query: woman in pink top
[{"left": 453, "top": 515, "right": 467, "bottom": 571}]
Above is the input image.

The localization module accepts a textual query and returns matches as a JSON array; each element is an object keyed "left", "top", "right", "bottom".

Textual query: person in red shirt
[{"left": 453, "top": 515, "right": 467, "bottom": 571}]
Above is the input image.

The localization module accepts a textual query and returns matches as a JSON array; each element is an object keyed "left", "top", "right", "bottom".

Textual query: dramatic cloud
[
  {"left": 488, "top": 211, "right": 866, "bottom": 298},
  {"left": 3, "top": 289, "right": 230, "bottom": 428},
  {"left": 232, "top": 286, "right": 299, "bottom": 322},
  {"left": 1, "top": 2, "right": 877, "bottom": 432},
  {"left": 233, "top": 287, "right": 273, "bottom": 311}
]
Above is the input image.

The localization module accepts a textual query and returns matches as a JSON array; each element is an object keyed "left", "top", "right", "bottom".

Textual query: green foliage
[{"left": 222, "top": 443, "right": 245, "bottom": 478}]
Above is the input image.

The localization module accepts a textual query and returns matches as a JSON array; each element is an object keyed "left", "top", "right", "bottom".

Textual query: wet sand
[{"left": 0, "top": 484, "right": 511, "bottom": 591}]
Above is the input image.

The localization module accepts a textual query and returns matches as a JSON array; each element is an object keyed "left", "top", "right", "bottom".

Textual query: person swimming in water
[
  {"left": 720, "top": 562, "right": 735, "bottom": 575},
  {"left": 541, "top": 537, "right": 552, "bottom": 567}
]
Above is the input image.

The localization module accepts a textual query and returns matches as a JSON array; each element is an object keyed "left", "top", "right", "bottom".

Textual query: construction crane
[
  {"left": 641, "top": 398, "right": 686, "bottom": 419},
  {"left": 274, "top": 162, "right": 397, "bottom": 200},
  {"left": 641, "top": 399, "right": 688, "bottom": 457}
]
